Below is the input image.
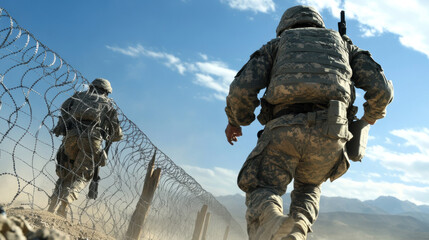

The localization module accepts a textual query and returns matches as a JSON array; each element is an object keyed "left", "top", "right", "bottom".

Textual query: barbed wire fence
[{"left": 0, "top": 8, "right": 247, "bottom": 240}]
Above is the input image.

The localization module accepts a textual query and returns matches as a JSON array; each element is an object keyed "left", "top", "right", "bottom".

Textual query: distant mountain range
[{"left": 217, "top": 194, "right": 429, "bottom": 240}]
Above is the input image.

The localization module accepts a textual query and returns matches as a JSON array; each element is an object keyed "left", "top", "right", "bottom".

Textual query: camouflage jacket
[
  {"left": 53, "top": 90, "right": 123, "bottom": 142},
  {"left": 225, "top": 29, "right": 393, "bottom": 126}
]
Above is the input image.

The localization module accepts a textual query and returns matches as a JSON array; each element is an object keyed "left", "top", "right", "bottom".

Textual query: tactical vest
[
  {"left": 70, "top": 91, "right": 109, "bottom": 122},
  {"left": 264, "top": 28, "right": 353, "bottom": 106}
]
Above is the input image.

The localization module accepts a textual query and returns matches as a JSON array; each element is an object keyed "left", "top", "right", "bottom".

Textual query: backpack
[{"left": 69, "top": 91, "right": 107, "bottom": 122}]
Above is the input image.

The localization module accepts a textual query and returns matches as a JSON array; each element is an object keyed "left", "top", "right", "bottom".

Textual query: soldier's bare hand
[{"left": 225, "top": 123, "right": 242, "bottom": 145}]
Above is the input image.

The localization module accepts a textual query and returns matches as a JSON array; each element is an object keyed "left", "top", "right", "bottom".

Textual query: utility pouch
[
  {"left": 323, "top": 100, "right": 350, "bottom": 140},
  {"left": 346, "top": 119, "right": 370, "bottom": 162}
]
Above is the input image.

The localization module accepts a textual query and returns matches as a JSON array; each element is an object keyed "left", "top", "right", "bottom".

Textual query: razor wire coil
[{"left": 0, "top": 8, "right": 246, "bottom": 240}]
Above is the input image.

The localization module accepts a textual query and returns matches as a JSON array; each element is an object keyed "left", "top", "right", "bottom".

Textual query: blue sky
[{"left": 2, "top": 0, "right": 429, "bottom": 205}]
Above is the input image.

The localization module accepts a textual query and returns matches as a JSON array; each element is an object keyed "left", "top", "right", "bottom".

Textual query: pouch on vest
[
  {"left": 346, "top": 119, "right": 370, "bottom": 162},
  {"left": 323, "top": 100, "right": 351, "bottom": 140}
]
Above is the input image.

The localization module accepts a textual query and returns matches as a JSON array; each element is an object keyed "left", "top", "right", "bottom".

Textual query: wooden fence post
[
  {"left": 223, "top": 225, "right": 230, "bottom": 240},
  {"left": 192, "top": 204, "right": 208, "bottom": 240},
  {"left": 201, "top": 212, "right": 210, "bottom": 240},
  {"left": 125, "top": 150, "right": 161, "bottom": 240}
]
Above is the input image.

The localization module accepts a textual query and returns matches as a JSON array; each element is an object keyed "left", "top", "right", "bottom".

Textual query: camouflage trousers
[
  {"left": 52, "top": 135, "right": 102, "bottom": 204},
  {"left": 238, "top": 111, "right": 351, "bottom": 239}
]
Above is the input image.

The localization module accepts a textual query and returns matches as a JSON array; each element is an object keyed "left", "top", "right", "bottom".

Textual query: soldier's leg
[
  {"left": 56, "top": 201, "right": 68, "bottom": 218},
  {"left": 75, "top": 137, "right": 102, "bottom": 181},
  {"left": 246, "top": 188, "right": 295, "bottom": 240},
  {"left": 54, "top": 174, "right": 78, "bottom": 218},
  {"left": 57, "top": 137, "right": 102, "bottom": 218},
  {"left": 49, "top": 144, "right": 71, "bottom": 213},
  {"left": 48, "top": 178, "right": 63, "bottom": 213},
  {"left": 243, "top": 125, "right": 302, "bottom": 240},
  {"left": 48, "top": 185, "right": 59, "bottom": 213},
  {"left": 55, "top": 135, "right": 81, "bottom": 218},
  {"left": 285, "top": 180, "right": 321, "bottom": 240},
  {"left": 284, "top": 123, "right": 347, "bottom": 240}
]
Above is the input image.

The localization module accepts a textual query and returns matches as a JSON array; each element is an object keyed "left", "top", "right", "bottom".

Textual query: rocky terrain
[{"left": 4, "top": 207, "right": 114, "bottom": 240}]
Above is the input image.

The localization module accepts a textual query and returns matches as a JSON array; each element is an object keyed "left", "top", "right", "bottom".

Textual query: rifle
[
  {"left": 338, "top": 10, "right": 346, "bottom": 36},
  {"left": 336, "top": 10, "right": 371, "bottom": 161},
  {"left": 88, "top": 140, "right": 112, "bottom": 200}
]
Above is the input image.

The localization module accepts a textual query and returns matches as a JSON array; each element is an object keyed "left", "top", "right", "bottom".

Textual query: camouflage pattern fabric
[
  {"left": 52, "top": 136, "right": 102, "bottom": 203},
  {"left": 225, "top": 38, "right": 279, "bottom": 127},
  {"left": 91, "top": 78, "right": 113, "bottom": 94},
  {"left": 58, "top": 90, "right": 123, "bottom": 141},
  {"left": 225, "top": 5, "right": 393, "bottom": 240},
  {"left": 239, "top": 111, "right": 349, "bottom": 239},
  {"left": 350, "top": 51, "right": 393, "bottom": 123},
  {"left": 265, "top": 28, "right": 354, "bottom": 106},
  {"left": 0, "top": 214, "right": 26, "bottom": 240},
  {"left": 276, "top": 5, "right": 325, "bottom": 36},
  {"left": 50, "top": 88, "right": 123, "bottom": 212},
  {"left": 225, "top": 31, "right": 393, "bottom": 128}
]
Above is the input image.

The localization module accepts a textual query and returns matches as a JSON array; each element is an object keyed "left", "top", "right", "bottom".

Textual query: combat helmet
[
  {"left": 91, "top": 78, "right": 112, "bottom": 94},
  {"left": 276, "top": 5, "right": 325, "bottom": 37}
]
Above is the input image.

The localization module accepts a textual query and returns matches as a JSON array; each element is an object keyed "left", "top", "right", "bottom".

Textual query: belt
[{"left": 273, "top": 103, "right": 328, "bottom": 119}]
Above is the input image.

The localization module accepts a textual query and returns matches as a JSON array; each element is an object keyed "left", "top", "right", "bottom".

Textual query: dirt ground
[{"left": 5, "top": 207, "right": 115, "bottom": 240}]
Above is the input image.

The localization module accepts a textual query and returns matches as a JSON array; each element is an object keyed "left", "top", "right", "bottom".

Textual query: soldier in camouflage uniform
[
  {"left": 225, "top": 5, "right": 393, "bottom": 240},
  {"left": 48, "top": 78, "right": 123, "bottom": 218}
]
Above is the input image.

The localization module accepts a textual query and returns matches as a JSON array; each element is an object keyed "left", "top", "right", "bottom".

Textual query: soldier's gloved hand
[{"left": 225, "top": 123, "right": 242, "bottom": 145}]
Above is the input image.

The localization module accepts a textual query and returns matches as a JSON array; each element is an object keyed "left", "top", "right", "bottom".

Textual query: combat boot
[
  {"left": 56, "top": 201, "right": 68, "bottom": 219},
  {"left": 282, "top": 220, "right": 308, "bottom": 240},
  {"left": 254, "top": 204, "right": 294, "bottom": 240},
  {"left": 47, "top": 196, "right": 59, "bottom": 213}
]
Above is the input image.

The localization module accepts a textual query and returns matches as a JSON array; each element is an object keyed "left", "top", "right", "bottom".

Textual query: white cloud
[
  {"left": 194, "top": 73, "right": 227, "bottom": 95},
  {"left": 297, "top": 0, "right": 342, "bottom": 16},
  {"left": 199, "top": 53, "right": 208, "bottom": 61},
  {"left": 221, "top": 0, "right": 275, "bottom": 13},
  {"left": 366, "top": 128, "right": 429, "bottom": 184},
  {"left": 180, "top": 165, "right": 242, "bottom": 196},
  {"left": 321, "top": 127, "right": 429, "bottom": 205},
  {"left": 324, "top": 178, "right": 429, "bottom": 205},
  {"left": 384, "top": 137, "right": 393, "bottom": 144},
  {"left": 107, "top": 45, "right": 237, "bottom": 100},
  {"left": 107, "top": 45, "right": 187, "bottom": 74},
  {"left": 106, "top": 45, "right": 141, "bottom": 57},
  {"left": 298, "top": 0, "right": 429, "bottom": 58},
  {"left": 391, "top": 128, "right": 429, "bottom": 155},
  {"left": 366, "top": 172, "right": 381, "bottom": 178}
]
